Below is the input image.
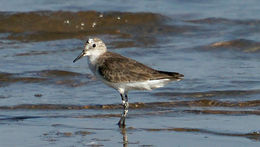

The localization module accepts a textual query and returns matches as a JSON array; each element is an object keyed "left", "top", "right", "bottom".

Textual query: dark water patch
[
  {"left": 13, "top": 48, "right": 78, "bottom": 57},
  {"left": 91, "top": 138, "right": 110, "bottom": 142},
  {"left": 75, "top": 113, "right": 121, "bottom": 119},
  {"left": 34, "top": 93, "right": 43, "bottom": 97},
  {"left": 0, "top": 95, "right": 8, "bottom": 99},
  {"left": 33, "top": 70, "right": 93, "bottom": 87},
  {"left": 187, "top": 17, "right": 232, "bottom": 24},
  {"left": 154, "top": 89, "right": 260, "bottom": 99},
  {"left": 110, "top": 40, "right": 136, "bottom": 49},
  {"left": 0, "top": 115, "right": 75, "bottom": 121},
  {"left": 31, "top": 70, "right": 95, "bottom": 87},
  {"left": 15, "top": 51, "right": 49, "bottom": 56},
  {"left": 0, "top": 104, "right": 121, "bottom": 110},
  {"left": 0, "top": 72, "right": 12, "bottom": 87},
  {"left": 0, "top": 72, "right": 12, "bottom": 78},
  {"left": 1, "top": 99, "right": 260, "bottom": 110},
  {"left": 0, "top": 71, "right": 46, "bottom": 86},
  {"left": 209, "top": 39, "right": 260, "bottom": 53},
  {"left": 187, "top": 17, "right": 260, "bottom": 26},
  {"left": 41, "top": 130, "right": 93, "bottom": 143},
  {"left": 143, "top": 127, "right": 260, "bottom": 141},
  {"left": 0, "top": 116, "right": 43, "bottom": 121},
  {"left": 0, "top": 11, "right": 195, "bottom": 47},
  {"left": 231, "top": 80, "right": 260, "bottom": 86},
  {"left": 0, "top": 70, "right": 92, "bottom": 87},
  {"left": 183, "top": 109, "right": 260, "bottom": 115},
  {"left": 13, "top": 43, "right": 81, "bottom": 57},
  {"left": 36, "top": 70, "right": 83, "bottom": 77},
  {"left": 75, "top": 130, "right": 93, "bottom": 136}
]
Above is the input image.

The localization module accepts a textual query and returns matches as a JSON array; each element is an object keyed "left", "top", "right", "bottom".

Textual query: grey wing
[{"left": 97, "top": 56, "right": 158, "bottom": 83}]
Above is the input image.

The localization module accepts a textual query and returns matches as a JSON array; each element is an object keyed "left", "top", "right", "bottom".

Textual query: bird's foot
[
  {"left": 117, "top": 117, "right": 126, "bottom": 128},
  {"left": 118, "top": 111, "right": 127, "bottom": 128}
]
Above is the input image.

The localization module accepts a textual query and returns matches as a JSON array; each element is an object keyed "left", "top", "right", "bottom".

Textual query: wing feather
[{"left": 97, "top": 52, "right": 183, "bottom": 82}]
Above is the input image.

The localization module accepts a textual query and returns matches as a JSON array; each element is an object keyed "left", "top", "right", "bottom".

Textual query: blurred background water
[{"left": 1, "top": 0, "right": 260, "bottom": 146}]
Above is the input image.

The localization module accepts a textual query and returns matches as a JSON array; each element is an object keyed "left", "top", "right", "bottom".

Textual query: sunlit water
[{"left": 1, "top": 0, "right": 260, "bottom": 146}]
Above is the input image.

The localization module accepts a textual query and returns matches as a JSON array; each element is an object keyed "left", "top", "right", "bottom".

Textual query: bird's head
[{"left": 73, "top": 38, "right": 107, "bottom": 63}]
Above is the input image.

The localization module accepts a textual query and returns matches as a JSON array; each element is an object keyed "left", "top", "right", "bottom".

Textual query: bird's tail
[{"left": 158, "top": 71, "right": 184, "bottom": 81}]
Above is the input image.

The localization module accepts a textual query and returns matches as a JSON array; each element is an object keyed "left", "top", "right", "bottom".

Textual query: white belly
[
  {"left": 102, "top": 79, "right": 171, "bottom": 93},
  {"left": 125, "top": 79, "right": 170, "bottom": 90}
]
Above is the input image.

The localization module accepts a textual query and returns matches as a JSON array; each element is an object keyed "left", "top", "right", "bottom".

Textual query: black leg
[
  {"left": 125, "top": 94, "right": 128, "bottom": 102},
  {"left": 122, "top": 94, "right": 129, "bottom": 125},
  {"left": 118, "top": 93, "right": 125, "bottom": 127},
  {"left": 118, "top": 93, "right": 129, "bottom": 127}
]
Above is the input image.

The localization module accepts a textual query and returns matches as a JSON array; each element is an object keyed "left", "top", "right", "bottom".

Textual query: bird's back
[{"left": 95, "top": 52, "right": 184, "bottom": 83}]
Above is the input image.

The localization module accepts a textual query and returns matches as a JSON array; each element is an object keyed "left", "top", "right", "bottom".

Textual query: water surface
[{"left": 1, "top": 0, "right": 260, "bottom": 146}]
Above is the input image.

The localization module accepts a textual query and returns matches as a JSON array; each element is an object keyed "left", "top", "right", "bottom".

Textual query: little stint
[{"left": 73, "top": 38, "right": 184, "bottom": 127}]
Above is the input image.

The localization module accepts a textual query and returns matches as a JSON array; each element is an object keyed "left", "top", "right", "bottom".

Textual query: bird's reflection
[{"left": 119, "top": 126, "right": 128, "bottom": 147}]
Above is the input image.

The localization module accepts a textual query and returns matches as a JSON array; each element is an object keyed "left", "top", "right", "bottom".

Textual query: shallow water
[{"left": 1, "top": 0, "right": 260, "bottom": 146}]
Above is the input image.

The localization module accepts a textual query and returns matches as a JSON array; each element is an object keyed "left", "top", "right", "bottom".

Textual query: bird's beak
[{"left": 73, "top": 51, "right": 86, "bottom": 63}]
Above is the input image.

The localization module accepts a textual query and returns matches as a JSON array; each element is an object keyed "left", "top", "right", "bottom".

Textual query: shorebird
[{"left": 73, "top": 38, "right": 184, "bottom": 127}]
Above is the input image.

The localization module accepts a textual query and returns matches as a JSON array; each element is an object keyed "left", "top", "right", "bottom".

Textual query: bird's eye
[{"left": 92, "top": 44, "right": 96, "bottom": 47}]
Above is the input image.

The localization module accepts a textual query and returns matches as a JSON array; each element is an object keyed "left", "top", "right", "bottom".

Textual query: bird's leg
[
  {"left": 118, "top": 93, "right": 126, "bottom": 127},
  {"left": 118, "top": 93, "right": 129, "bottom": 127},
  {"left": 122, "top": 94, "right": 129, "bottom": 125},
  {"left": 120, "top": 125, "right": 128, "bottom": 147}
]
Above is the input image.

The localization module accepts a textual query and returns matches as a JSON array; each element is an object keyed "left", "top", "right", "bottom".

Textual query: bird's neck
[{"left": 88, "top": 51, "right": 105, "bottom": 64}]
